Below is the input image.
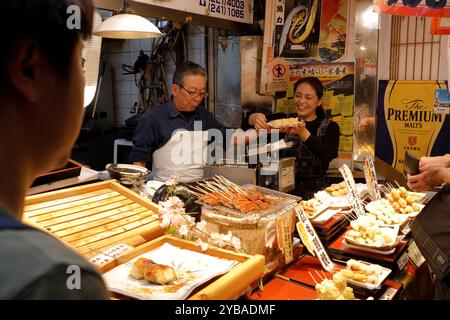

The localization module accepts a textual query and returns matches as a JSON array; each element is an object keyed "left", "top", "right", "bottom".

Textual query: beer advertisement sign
[{"left": 376, "top": 80, "right": 450, "bottom": 172}]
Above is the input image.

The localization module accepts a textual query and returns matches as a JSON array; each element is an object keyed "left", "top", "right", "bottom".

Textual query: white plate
[
  {"left": 343, "top": 260, "right": 392, "bottom": 290},
  {"left": 366, "top": 200, "right": 424, "bottom": 219},
  {"left": 102, "top": 243, "right": 237, "bottom": 300},
  {"left": 146, "top": 180, "right": 165, "bottom": 197},
  {"left": 342, "top": 239, "right": 396, "bottom": 256},
  {"left": 344, "top": 225, "right": 402, "bottom": 250}
]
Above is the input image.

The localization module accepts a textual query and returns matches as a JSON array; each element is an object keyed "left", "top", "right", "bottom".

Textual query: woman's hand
[
  {"left": 281, "top": 120, "right": 311, "bottom": 141},
  {"left": 248, "top": 113, "right": 270, "bottom": 130}
]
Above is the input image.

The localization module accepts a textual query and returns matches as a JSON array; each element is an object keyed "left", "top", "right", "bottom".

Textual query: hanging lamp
[{"left": 94, "top": 0, "right": 163, "bottom": 39}]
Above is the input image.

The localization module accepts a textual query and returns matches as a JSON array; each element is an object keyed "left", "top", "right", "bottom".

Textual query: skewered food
[
  {"left": 298, "top": 197, "right": 324, "bottom": 218},
  {"left": 366, "top": 200, "right": 402, "bottom": 226},
  {"left": 315, "top": 271, "right": 355, "bottom": 300},
  {"left": 197, "top": 184, "right": 280, "bottom": 214},
  {"left": 347, "top": 216, "right": 395, "bottom": 247},
  {"left": 129, "top": 257, "right": 177, "bottom": 285},
  {"left": 382, "top": 187, "right": 422, "bottom": 214},
  {"left": 341, "top": 260, "right": 383, "bottom": 285},
  {"left": 325, "top": 181, "right": 348, "bottom": 197}
]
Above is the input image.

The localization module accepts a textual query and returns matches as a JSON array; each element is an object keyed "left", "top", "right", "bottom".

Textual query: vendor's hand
[
  {"left": 419, "top": 154, "right": 450, "bottom": 173},
  {"left": 248, "top": 113, "right": 270, "bottom": 130}
]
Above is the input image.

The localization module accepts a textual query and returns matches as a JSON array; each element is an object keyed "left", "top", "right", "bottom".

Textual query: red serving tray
[
  {"left": 327, "top": 228, "right": 408, "bottom": 271},
  {"left": 249, "top": 277, "right": 318, "bottom": 300}
]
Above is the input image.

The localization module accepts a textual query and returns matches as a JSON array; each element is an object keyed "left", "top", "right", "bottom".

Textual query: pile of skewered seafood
[{"left": 185, "top": 176, "right": 281, "bottom": 214}]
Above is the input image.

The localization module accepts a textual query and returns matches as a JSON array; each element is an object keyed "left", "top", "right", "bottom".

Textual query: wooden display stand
[{"left": 22, "top": 180, "right": 164, "bottom": 259}]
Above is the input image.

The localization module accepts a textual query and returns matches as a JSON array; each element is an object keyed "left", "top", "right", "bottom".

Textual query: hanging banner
[
  {"left": 275, "top": 0, "right": 322, "bottom": 59},
  {"left": 375, "top": 80, "right": 450, "bottom": 173},
  {"left": 137, "top": 0, "right": 254, "bottom": 24},
  {"left": 373, "top": 0, "right": 450, "bottom": 17},
  {"left": 318, "top": 0, "right": 349, "bottom": 62}
]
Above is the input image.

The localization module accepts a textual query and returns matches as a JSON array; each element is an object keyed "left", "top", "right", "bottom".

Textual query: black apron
[{"left": 283, "top": 118, "right": 331, "bottom": 200}]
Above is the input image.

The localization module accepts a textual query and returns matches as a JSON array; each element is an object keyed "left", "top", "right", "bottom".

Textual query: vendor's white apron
[{"left": 152, "top": 130, "right": 208, "bottom": 183}]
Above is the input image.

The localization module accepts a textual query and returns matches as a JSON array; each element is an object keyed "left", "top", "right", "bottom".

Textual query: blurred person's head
[{"left": 0, "top": 0, "right": 94, "bottom": 181}]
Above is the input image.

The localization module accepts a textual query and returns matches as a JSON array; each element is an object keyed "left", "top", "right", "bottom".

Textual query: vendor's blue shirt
[{"left": 129, "top": 99, "right": 229, "bottom": 167}]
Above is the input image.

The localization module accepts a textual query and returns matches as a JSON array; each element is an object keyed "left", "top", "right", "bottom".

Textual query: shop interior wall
[
  {"left": 98, "top": 21, "right": 207, "bottom": 128},
  {"left": 378, "top": 15, "right": 449, "bottom": 81}
]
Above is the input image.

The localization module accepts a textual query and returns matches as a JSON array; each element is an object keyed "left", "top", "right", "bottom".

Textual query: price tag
[
  {"left": 407, "top": 241, "right": 426, "bottom": 269},
  {"left": 400, "top": 221, "right": 411, "bottom": 235},
  {"left": 277, "top": 214, "right": 294, "bottom": 264},
  {"left": 363, "top": 156, "right": 381, "bottom": 200},
  {"left": 397, "top": 250, "right": 409, "bottom": 271},
  {"left": 339, "top": 164, "right": 366, "bottom": 217},
  {"left": 89, "top": 243, "right": 133, "bottom": 267},
  {"left": 295, "top": 204, "right": 334, "bottom": 272},
  {"left": 379, "top": 287, "right": 399, "bottom": 300}
]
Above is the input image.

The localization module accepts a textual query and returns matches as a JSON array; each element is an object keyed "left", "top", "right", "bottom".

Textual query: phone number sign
[{"left": 137, "top": 0, "right": 254, "bottom": 24}]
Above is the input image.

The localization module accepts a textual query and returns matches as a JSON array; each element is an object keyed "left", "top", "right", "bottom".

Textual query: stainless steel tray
[{"left": 198, "top": 184, "right": 301, "bottom": 219}]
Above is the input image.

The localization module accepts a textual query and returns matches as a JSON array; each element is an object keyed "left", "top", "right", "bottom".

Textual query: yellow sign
[{"left": 381, "top": 81, "right": 447, "bottom": 172}]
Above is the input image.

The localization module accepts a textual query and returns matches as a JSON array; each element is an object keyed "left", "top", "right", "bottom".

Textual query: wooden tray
[
  {"left": 100, "top": 235, "right": 265, "bottom": 300},
  {"left": 22, "top": 180, "right": 164, "bottom": 259}
]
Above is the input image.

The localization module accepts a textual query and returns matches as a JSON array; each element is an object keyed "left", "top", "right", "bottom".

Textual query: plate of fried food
[
  {"left": 267, "top": 117, "right": 300, "bottom": 128},
  {"left": 102, "top": 243, "right": 237, "bottom": 300},
  {"left": 341, "top": 259, "right": 391, "bottom": 290},
  {"left": 344, "top": 216, "right": 403, "bottom": 252},
  {"left": 325, "top": 181, "right": 348, "bottom": 197},
  {"left": 365, "top": 200, "right": 409, "bottom": 227},
  {"left": 382, "top": 187, "right": 425, "bottom": 216}
]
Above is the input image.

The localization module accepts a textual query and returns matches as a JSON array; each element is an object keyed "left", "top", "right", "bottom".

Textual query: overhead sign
[
  {"left": 137, "top": 0, "right": 254, "bottom": 24},
  {"left": 373, "top": 0, "right": 450, "bottom": 17}
]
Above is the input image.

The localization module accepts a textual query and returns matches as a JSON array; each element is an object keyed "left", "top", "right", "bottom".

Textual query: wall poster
[{"left": 376, "top": 80, "right": 450, "bottom": 173}]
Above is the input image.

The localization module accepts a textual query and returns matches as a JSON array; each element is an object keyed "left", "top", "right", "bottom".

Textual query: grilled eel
[{"left": 129, "top": 257, "right": 177, "bottom": 285}]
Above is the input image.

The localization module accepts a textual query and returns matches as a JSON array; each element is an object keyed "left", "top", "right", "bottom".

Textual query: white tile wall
[{"left": 100, "top": 23, "right": 207, "bottom": 127}]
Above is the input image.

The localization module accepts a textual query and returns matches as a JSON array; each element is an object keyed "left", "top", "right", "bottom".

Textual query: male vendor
[{"left": 130, "top": 61, "right": 252, "bottom": 182}]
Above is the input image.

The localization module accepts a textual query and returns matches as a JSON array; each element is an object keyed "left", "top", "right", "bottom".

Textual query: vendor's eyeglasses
[{"left": 177, "top": 83, "right": 208, "bottom": 98}]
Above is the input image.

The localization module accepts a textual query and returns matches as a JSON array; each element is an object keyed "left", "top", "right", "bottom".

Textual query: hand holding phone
[{"left": 404, "top": 151, "right": 420, "bottom": 176}]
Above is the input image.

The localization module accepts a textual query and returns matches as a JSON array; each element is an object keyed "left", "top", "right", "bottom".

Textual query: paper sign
[
  {"left": 379, "top": 287, "right": 399, "bottom": 300},
  {"left": 295, "top": 205, "right": 334, "bottom": 272},
  {"left": 407, "top": 241, "right": 426, "bottom": 269},
  {"left": 89, "top": 243, "right": 134, "bottom": 267},
  {"left": 277, "top": 214, "right": 294, "bottom": 264},
  {"left": 363, "top": 156, "right": 381, "bottom": 200},
  {"left": 397, "top": 250, "right": 409, "bottom": 271},
  {"left": 339, "top": 164, "right": 366, "bottom": 217}
]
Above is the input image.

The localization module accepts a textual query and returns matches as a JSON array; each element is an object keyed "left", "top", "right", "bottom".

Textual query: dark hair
[
  {"left": 173, "top": 61, "right": 207, "bottom": 86},
  {"left": 0, "top": 0, "right": 93, "bottom": 86},
  {"left": 293, "top": 76, "right": 326, "bottom": 118}
]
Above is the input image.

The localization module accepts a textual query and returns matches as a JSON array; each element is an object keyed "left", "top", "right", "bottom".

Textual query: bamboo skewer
[
  {"left": 315, "top": 270, "right": 324, "bottom": 281},
  {"left": 320, "top": 270, "right": 327, "bottom": 280},
  {"left": 308, "top": 271, "right": 319, "bottom": 285}
]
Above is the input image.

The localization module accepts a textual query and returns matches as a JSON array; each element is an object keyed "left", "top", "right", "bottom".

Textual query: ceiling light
[{"left": 93, "top": 0, "right": 163, "bottom": 39}]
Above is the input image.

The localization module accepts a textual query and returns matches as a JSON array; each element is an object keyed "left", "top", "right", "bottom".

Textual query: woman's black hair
[{"left": 293, "top": 76, "right": 326, "bottom": 118}]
